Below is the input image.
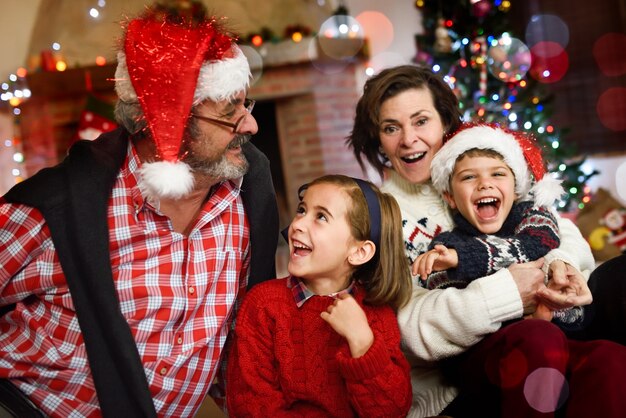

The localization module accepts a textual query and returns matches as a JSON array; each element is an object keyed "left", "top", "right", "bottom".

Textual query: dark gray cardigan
[{"left": 3, "top": 128, "right": 279, "bottom": 417}]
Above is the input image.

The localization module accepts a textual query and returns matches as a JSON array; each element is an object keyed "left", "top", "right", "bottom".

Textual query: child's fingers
[
  {"left": 433, "top": 244, "right": 448, "bottom": 255},
  {"left": 412, "top": 256, "right": 423, "bottom": 276},
  {"left": 424, "top": 251, "right": 440, "bottom": 275},
  {"left": 418, "top": 254, "right": 432, "bottom": 279}
]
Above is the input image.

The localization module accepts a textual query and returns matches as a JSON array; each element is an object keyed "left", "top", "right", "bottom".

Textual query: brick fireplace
[{"left": 247, "top": 39, "right": 370, "bottom": 229}]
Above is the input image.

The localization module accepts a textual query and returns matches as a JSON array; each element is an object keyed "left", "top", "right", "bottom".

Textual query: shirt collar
[{"left": 287, "top": 276, "right": 355, "bottom": 308}]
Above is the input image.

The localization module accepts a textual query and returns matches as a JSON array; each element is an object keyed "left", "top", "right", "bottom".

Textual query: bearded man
[{"left": 0, "top": 3, "right": 278, "bottom": 417}]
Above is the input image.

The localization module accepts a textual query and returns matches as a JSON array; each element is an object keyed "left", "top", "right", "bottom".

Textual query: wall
[
  {"left": 249, "top": 58, "right": 365, "bottom": 215},
  {"left": 24, "top": 0, "right": 334, "bottom": 70}
]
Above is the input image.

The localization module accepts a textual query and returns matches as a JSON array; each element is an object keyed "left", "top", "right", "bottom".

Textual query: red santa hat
[
  {"left": 431, "top": 122, "right": 564, "bottom": 207},
  {"left": 114, "top": 7, "right": 251, "bottom": 199}
]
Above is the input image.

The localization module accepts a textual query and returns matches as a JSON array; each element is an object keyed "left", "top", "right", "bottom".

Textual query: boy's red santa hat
[
  {"left": 431, "top": 122, "right": 564, "bottom": 207},
  {"left": 114, "top": 6, "right": 251, "bottom": 199}
]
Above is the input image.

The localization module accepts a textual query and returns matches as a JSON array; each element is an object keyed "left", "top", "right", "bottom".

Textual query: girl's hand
[
  {"left": 321, "top": 293, "right": 374, "bottom": 358},
  {"left": 412, "top": 244, "right": 458, "bottom": 278}
]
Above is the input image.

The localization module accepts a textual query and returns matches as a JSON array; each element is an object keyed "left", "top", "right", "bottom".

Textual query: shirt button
[
  {"left": 177, "top": 337, "right": 183, "bottom": 344},
  {"left": 188, "top": 286, "right": 195, "bottom": 294},
  {"left": 160, "top": 367, "right": 167, "bottom": 375},
  {"left": 420, "top": 185, "right": 431, "bottom": 195}
]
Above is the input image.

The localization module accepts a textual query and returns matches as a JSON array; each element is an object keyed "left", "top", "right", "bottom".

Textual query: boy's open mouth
[{"left": 474, "top": 197, "right": 501, "bottom": 219}]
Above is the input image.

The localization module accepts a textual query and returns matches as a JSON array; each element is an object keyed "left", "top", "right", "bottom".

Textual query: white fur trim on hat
[
  {"left": 114, "top": 44, "right": 251, "bottom": 105},
  {"left": 138, "top": 161, "right": 195, "bottom": 199},
  {"left": 431, "top": 125, "right": 531, "bottom": 200},
  {"left": 530, "top": 175, "right": 565, "bottom": 208},
  {"left": 193, "top": 44, "right": 251, "bottom": 105}
]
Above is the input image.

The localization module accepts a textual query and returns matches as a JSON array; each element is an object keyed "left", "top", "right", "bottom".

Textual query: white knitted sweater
[{"left": 381, "top": 169, "right": 595, "bottom": 417}]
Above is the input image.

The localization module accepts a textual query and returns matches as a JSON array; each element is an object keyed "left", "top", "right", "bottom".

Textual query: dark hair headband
[{"left": 352, "top": 178, "right": 381, "bottom": 250}]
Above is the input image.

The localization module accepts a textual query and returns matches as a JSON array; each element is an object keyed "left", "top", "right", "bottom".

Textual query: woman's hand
[
  {"left": 321, "top": 293, "right": 374, "bottom": 358},
  {"left": 536, "top": 260, "right": 593, "bottom": 310},
  {"left": 412, "top": 244, "right": 458, "bottom": 278},
  {"left": 525, "top": 303, "right": 554, "bottom": 321},
  {"left": 508, "top": 259, "right": 546, "bottom": 315}
]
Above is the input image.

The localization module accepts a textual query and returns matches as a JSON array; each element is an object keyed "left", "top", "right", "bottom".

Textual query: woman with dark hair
[{"left": 347, "top": 64, "right": 626, "bottom": 418}]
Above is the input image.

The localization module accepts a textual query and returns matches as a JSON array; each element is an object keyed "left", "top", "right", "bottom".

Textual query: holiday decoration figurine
[
  {"left": 433, "top": 18, "right": 452, "bottom": 54},
  {"left": 602, "top": 208, "right": 626, "bottom": 253}
]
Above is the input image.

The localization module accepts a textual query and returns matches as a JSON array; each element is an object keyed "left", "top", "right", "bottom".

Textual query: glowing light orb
[
  {"left": 593, "top": 33, "right": 626, "bottom": 76},
  {"left": 616, "top": 161, "right": 626, "bottom": 202},
  {"left": 487, "top": 36, "right": 531, "bottom": 82},
  {"left": 239, "top": 45, "right": 264, "bottom": 85},
  {"left": 317, "top": 15, "right": 364, "bottom": 60},
  {"left": 597, "top": 87, "right": 626, "bottom": 131},
  {"left": 355, "top": 11, "right": 394, "bottom": 52},
  {"left": 526, "top": 14, "right": 569, "bottom": 48},
  {"left": 524, "top": 368, "right": 568, "bottom": 413},
  {"left": 529, "top": 41, "right": 569, "bottom": 83}
]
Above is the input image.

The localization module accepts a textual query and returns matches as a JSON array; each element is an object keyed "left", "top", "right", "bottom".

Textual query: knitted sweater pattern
[
  {"left": 226, "top": 278, "right": 412, "bottom": 418},
  {"left": 426, "top": 201, "right": 560, "bottom": 289},
  {"left": 380, "top": 170, "right": 454, "bottom": 265}
]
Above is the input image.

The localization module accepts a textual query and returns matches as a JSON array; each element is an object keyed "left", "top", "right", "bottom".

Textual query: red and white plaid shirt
[{"left": 0, "top": 143, "right": 250, "bottom": 417}]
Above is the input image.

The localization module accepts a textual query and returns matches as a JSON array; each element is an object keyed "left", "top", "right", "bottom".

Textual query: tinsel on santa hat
[
  {"left": 431, "top": 122, "right": 565, "bottom": 208},
  {"left": 114, "top": 7, "right": 251, "bottom": 198}
]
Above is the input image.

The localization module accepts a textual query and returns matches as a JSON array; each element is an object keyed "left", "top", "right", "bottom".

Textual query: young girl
[{"left": 226, "top": 174, "right": 412, "bottom": 417}]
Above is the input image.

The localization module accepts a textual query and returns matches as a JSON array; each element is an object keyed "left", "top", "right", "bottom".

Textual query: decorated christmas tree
[{"left": 414, "top": 0, "right": 597, "bottom": 212}]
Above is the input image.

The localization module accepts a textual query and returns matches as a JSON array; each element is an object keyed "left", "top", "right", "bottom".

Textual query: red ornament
[{"left": 472, "top": 0, "right": 492, "bottom": 18}]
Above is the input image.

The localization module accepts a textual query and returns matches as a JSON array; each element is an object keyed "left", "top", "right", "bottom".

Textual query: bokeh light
[
  {"left": 525, "top": 14, "right": 569, "bottom": 48},
  {"left": 596, "top": 87, "right": 626, "bottom": 131},
  {"left": 355, "top": 11, "right": 394, "bottom": 54},
  {"left": 317, "top": 15, "right": 364, "bottom": 60},
  {"left": 529, "top": 41, "right": 569, "bottom": 83},
  {"left": 593, "top": 33, "right": 626, "bottom": 76},
  {"left": 319, "top": 14, "right": 362, "bottom": 39},
  {"left": 291, "top": 32, "right": 303, "bottom": 43},
  {"left": 308, "top": 38, "right": 350, "bottom": 75},
  {"left": 251, "top": 35, "right": 263, "bottom": 47},
  {"left": 487, "top": 35, "right": 531, "bottom": 82},
  {"left": 239, "top": 45, "right": 264, "bottom": 85},
  {"left": 616, "top": 161, "right": 626, "bottom": 202},
  {"left": 524, "top": 368, "right": 568, "bottom": 413}
]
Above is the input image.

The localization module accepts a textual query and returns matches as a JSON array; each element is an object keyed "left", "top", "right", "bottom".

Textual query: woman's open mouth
[{"left": 400, "top": 152, "right": 425, "bottom": 163}]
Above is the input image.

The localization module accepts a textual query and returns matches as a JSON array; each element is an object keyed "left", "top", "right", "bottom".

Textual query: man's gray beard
[{"left": 182, "top": 134, "right": 250, "bottom": 180}]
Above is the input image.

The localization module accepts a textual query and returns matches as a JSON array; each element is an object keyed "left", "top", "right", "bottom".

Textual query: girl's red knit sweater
[{"left": 226, "top": 277, "right": 412, "bottom": 417}]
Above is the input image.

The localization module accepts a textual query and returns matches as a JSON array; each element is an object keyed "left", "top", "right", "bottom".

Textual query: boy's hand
[
  {"left": 412, "top": 244, "right": 458, "bottom": 278},
  {"left": 321, "top": 294, "right": 373, "bottom": 358}
]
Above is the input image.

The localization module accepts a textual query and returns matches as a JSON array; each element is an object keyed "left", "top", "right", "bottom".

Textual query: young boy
[{"left": 416, "top": 123, "right": 585, "bottom": 324}]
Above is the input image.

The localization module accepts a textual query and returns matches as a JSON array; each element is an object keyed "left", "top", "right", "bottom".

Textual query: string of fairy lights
[
  {"left": 1, "top": 1, "right": 109, "bottom": 188},
  {"left": 414, "top": 0, "right": 597, "bottom": 211}
]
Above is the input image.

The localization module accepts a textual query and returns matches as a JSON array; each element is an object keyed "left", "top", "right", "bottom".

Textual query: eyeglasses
[{"left": 191, "top": 98, "right": 256, "bottom": 133}]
